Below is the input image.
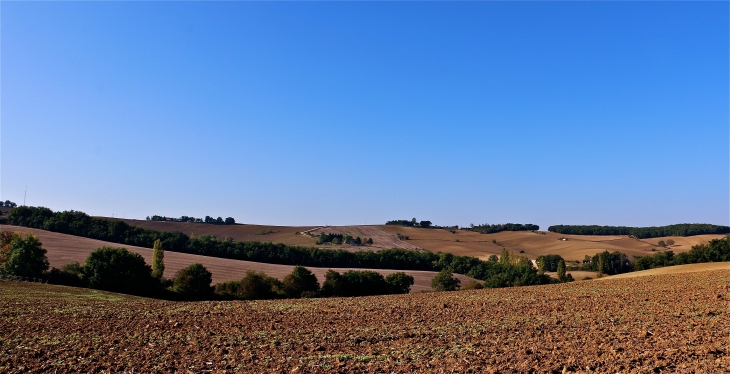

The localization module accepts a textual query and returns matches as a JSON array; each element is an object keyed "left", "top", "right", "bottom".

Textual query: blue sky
[{"left": 2, "top": 2, "right": 728, "bottom": 228}]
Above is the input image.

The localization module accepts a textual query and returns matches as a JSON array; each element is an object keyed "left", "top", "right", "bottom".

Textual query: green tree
[
  {"left": 499, "top": 248, "right": 510, "bottom": 265},
  {"left": 151, "top": 239, "right": 165, "bottom": 279},
  {"left": 0, "top": 231, "right": 21, "bottom": 266},
  {"left": 237, "top": 270, "right": 283, "bottom": 300},
  {"left": 321, "top": 270, "right": 345, "bottom": 297},
  {"left": 658, "top": 240, "right": 666, "bottom": 247},
  {"left": 385, "top": 272, "right": 415, "bottom": 294},
  {"left": 488, "top": 254, "right": 499, "bottom": 262},
  {"left": 431, "top": 268, "right": 460, "bottom": 291},
  {"left": 2, "top": 233, "right": 49, "bottom": 278},
  {"left": 173, "top": 263, "right": 213, "bottom": 300},
  {"left": 282, "top": 265, "right": 319, "bottom": 298},
  {"left": 83, "top": 247, "right": 156, "bottom": 296},
  {"left": 557, "top": 259, "right": 567, "bottom": 282}
]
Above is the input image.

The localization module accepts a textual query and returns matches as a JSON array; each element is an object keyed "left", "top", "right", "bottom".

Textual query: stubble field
[{"left": 1, "top": 269, "right": 728, "bottom": 373}]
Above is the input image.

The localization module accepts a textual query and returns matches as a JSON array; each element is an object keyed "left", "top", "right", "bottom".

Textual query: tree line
[
  {"left": 464, "top": 223, "right": 540, "bottom": 234},
  {"left": 0, "top": 232, "right": 422, "bottom": 300},
  {"left": 633, "top": 235, "right": 730, "bottom": 271},
  {"left": 7, "top": 206, "right": 555, "bottom": 289},
  {"left": 315, "top": 233, "right": 373, "bottom": 246},
  {"left": 385, "top": 218, "right": 432, "bottom": 228},
  {"left": 547, "top": 224, "right": 730, "bottom": 238},
  {"left": 147, "top": 215, "right": 236, "bottom": 225}
]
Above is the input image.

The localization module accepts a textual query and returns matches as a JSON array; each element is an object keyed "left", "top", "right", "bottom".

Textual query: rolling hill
[
  {"left": 114, "top": 218, "right": 725, "bottom": 262},
  {"left": 0, "top": 224, "right": 474, "bottom": 292}
]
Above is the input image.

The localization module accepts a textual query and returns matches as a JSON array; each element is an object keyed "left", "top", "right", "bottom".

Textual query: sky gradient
[{"left": 2, "top": 2, "right": 728, "bottom": 228}]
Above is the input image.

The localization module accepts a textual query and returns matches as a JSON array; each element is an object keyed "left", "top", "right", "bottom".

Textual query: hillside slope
[
  {"left": 113, "top": 218, "right": 725, "bottom": 261},
  {"left": 2, "top": 269, "right": 728, "bottom": 372},
  {"left": 0, "top": 225, "right": 474, "bottom": 292}
]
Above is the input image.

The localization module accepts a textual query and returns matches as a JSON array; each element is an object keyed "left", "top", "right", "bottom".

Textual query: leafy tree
[
  {"left": 0, "top": 231, "right": 20, "bottom": 266},
  {"left": 173, "top": 263, "right": 213, "bottom": 300},
  {"left": 366, "top": 238, "right": 373, "bottom": 245},
  {"left": 499, "top": 248, "right": 510, "bottom": 265},
  {"left": 320, "top": 270, "right": 346, "bottom": 297},
  {"left": 151, "top": 239, "right": 165, "bottom": 279},
  {"left": 282, "top": 265, "right": 319, "bottom": 298},
  {"left": 557, "top": 259, "right": 567, "bottom": 282},
  {"left": 385, "top": 272, "right": 415, "bottom": 294},
  {"left": 488, "top": 254, "right": 499, "bottom": 262},
  {"left": 419, "top": 220, "right": 432, "bottom": 228},
  {"left": 2, "top": 233, "right": 49, "bottom": 278},
  {"left": 225, "top": 217, "right": 235, "bottom": 225},
  {"left": 83, "top": 247, "right": 156, "bottom": 296},
  {"left": 236, "top": 270, "right": 283, "bottom": 300},
  {"left": 431, "top": 268, "right": 460, "bottom": 291},
  {"left": 536, "top": 254, "right": 564, "bottom": 272},
  {"left": 666, "top": 239, "right": 675, "bottom": 246},
  {"left": 658, "top": 240, "right": 666, "bottom": 247}
]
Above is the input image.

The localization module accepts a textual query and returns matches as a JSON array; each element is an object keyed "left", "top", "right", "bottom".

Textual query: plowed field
[{"left": 2, "top": 269, "right": 728, "bottom": 373}]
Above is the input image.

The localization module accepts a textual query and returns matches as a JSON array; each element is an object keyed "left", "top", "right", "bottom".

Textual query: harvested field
[
  {"left": 379, "top": 226, "right": 725, "bottom": 261},
  {"left": 306, "top": 225, "right": 422, "bottom": 251},
  {"left": 113, "top": 218, "right": 317, "bottom": 247},
  {"left": 599, "top": 262, "right": 730, "bottom": 280},
  {"left": 117, "top": 218, "right": 724, "bottom": 262},
  {"left": 2, "top": 269, "right": 729, "bottom": 373},
  {"left": 0, "top": 225, "right": 474, "bottom": 292}
]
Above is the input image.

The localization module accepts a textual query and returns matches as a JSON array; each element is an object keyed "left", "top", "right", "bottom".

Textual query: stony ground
[{"left": 1, "top": 269, "right": 729, "bottom": 373}]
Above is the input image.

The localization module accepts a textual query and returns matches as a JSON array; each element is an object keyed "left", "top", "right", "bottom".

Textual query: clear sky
[{"left": 2, "top": 1, "right": 728, "bottom": 228}]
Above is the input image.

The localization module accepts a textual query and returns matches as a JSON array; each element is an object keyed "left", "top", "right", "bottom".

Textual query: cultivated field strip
[{"left": 1, "top": 269, "right": 728, "bottom": 373}]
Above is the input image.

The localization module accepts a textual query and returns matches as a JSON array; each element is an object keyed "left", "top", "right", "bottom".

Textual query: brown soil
[
  {"left": 598, "top": 262, "right": 730, "bottom": 280},
  {"left": 2, "top": 269, "right": 728, "bottom": 373},
  {"left": 0, "top": 225, "right": 473, "bottom": 292}
]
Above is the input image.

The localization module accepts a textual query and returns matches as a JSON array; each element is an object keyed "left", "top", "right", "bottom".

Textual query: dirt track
[
  {"left": 1, "top": 269, "right": 728, "bottom": 373},
  {"left": 0, "top": 225, "right": 474, "bottom": 292}
]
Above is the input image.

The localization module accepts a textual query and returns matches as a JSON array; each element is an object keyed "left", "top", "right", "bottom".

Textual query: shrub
[
  {"left": 2, "top": 233, "right": 49, "bottom": 278},
  {"left": 236, "top": 270, "right": 284, "bottom": 300},
  {"left": 83, "top": 247, "right": 157, "bottom": 296},
  {"left": 462, "top": 279, "right": 484, "bottom": 290},
  {"left": 282, "top": 266, "right": 319, "bottom": 298},
  {"left": 385, "top": 272, "right": 415, "bottom": 294},
  {"left": 47, "top": 262, "right": 86, "bottom": 287},
  {"left": 173, "top": 263, "right": 213, "bottom": 300},
  {"left": 658, "top": 240, "right": 666, "bottom": 247},
  {"left": 666, "top": 239, "right": 675, "bottom": 246},
  {"left": 320, "top": 270, "right": 346, "bottom": 297},
  {"left": 431, "top": 268, "right": 460, "bottom": 291}
]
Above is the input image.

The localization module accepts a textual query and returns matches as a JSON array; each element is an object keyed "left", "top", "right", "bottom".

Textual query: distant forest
[
  {"left": 147, "top": 215, "right": 235, "bottom": 225},
  {"left": 464, "top": 223, "right": 540, "bottom": 234},
  {"left": 7, "top": 206, "right": 554, "bottom": 289},
  {"left": 547, "top": 224, "right": 730, "bottom": 239}
]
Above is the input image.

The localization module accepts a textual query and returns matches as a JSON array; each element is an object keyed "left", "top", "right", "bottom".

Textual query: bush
[
  {"left": 173, "top": 263, "right": 213, "bottom": 300},
  {"left": 462, "top": 279, "right": 484, "bottom": 290},
  {"left": 235, "top": 270, "right": 284, "bottom": 300},
  {"left": 83, "top": 247, "right": 157, "bottom": 296},
  {"left": 320, "top": 270, "right": 346, "bottom": 297},
  {"left": 282, "top": 266, "right": 319, "bottom": 298},
  {"left": 2, "top": 233, "right": 49, "bottom": 278},
  {"left": 46, "top": 262, "right": 86, "bottom": 287},
  {"left": 385, "top": 272, "right": 415, "bottom": 294},
  {"left": 431, "top": 268, "right": 460, "bottom": 291}
]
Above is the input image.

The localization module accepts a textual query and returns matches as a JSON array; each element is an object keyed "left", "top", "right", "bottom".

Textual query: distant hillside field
[
  {"left": 0, "top": 225, "right": 475, "bottom": 292},
  {"left": 598, "top": 262, "right": 730, "bottom": 280},
  {"left": 114, "top": 219, "right": 725, "bottom": 262}
]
